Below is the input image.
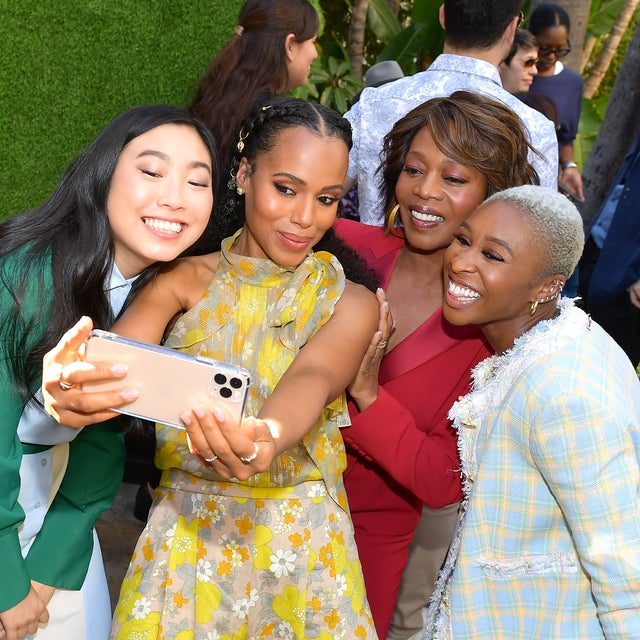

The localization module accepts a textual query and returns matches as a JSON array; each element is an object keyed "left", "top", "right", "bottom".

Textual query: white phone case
[{"left": 84, "top": 329, "right": 251, "bottom": 429}]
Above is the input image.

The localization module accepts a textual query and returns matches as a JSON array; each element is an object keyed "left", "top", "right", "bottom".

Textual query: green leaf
[
  {"left": 367, "top": 0, "right": 402, "bottom": 41},
  {"left": 412, "top": 0, "right": 442, "bottom": 25},
  {"left": 379, "top": 23, "right": 430, "bottom": 72}
]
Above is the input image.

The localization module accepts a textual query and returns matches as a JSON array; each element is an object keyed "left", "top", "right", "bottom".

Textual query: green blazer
[{"left": 0, "top": 246, "right": 124, "bottom": 612}]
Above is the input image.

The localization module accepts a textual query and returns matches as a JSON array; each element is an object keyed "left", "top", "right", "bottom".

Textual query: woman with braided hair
[{"left": 43, "top": 97, "right": 380, "bottom": 639}]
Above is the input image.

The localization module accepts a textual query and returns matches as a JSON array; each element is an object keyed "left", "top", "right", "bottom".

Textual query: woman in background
[
  {"left": 189, "top": 0, "right": 318, "bottom": 167},
  {"left": 499, "top": 28, "right": 539, "bottom": 94},
  {"left": 528, "top": 3, "right": 584, "bottom": 201}
]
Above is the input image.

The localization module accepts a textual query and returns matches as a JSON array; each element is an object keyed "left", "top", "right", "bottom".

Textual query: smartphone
[{"left": 83, "top": 329, "right": 251, "bottom": 429}]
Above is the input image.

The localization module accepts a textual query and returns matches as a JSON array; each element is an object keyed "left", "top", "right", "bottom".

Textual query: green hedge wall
[{"left": 0, "top": 1, "right": 243, "bottom": 219}]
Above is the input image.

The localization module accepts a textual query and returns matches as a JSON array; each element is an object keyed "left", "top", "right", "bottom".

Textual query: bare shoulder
[
  {"left": 157, "top": 252, "right": 221, "bottom": 309},
  {"left": 334, "top": 281, "right": 379, "bottom": 329}
]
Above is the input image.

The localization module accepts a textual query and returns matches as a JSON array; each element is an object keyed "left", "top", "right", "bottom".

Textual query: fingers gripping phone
[{"left": 84, "top": 329, "right": 251, "bottom": 429}]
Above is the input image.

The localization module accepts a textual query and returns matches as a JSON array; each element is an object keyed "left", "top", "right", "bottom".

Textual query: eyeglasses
[
  {"left": 523, "top": 57, "right": 539, "bottom": 69},
  {"left": 538, "top": 40, "right": 572, "bottom": 59}
]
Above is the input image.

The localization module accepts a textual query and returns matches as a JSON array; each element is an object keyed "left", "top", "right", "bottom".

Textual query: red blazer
[{"left": 335, "top": 218, "right": 491, "bottom": 637}]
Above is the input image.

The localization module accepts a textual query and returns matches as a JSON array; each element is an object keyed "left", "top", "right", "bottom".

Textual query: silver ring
[
  {"left": 59, "top": 380, "right": 76, "bottom": 391},
  {"left": 204, "top": 455, "right": 218, "bottom": 463},
  {"left": 239, "top": 442, "right": 259, "bottom": 464}
]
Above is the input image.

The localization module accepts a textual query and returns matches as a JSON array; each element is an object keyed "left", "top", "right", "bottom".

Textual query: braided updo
[{"left": 213, "top": 97, "right": 378, "bottom": 291}]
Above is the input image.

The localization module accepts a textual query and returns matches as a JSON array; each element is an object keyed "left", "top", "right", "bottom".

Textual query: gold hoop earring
[
  {"left": 529, "top": 299, "right": 539, "bottom": 316},
  {"left": 387, "top": 204, "right": 405, "bottom": 238}
]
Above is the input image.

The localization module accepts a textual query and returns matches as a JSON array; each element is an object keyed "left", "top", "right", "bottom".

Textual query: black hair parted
[
  {"left": 528, "top": 3, "right": 571, "bottom": 35},
  {"left": 0, "top": 104, "right": 220, "bottom": 398},
  {"left": 213, "top": 96, "right": 352, "bottom": 243}
]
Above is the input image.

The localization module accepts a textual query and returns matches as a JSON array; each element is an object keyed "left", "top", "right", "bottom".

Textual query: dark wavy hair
[
  {"left": 215, "top": 96, "right": 379, "bottom": 291},
  {"left": 0, "top": 104, "right": 220, "bottom": 398},
  {"left": 443, "top": 0, "right": 524, "bottom": 50},
  {"left": 188, "top": 0, "right": 318, "bottom": 165},
  {"left": 378, "top": 91, "right": 540, "bottom": 228}
]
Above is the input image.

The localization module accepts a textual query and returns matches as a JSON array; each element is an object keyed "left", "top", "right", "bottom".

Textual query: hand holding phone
[{"left": 84, "top": 330, "right": 251, "bottom": 429}]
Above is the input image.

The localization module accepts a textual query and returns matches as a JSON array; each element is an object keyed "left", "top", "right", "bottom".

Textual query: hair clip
[
  {"left": 234, "top": 25, "right": 244, "bottom": 37},
  {"left": 227, "top": 168, "right": 237, "bottom": 191},
  {"left": 262, "top": 105, "right": 272, "bottom": 111},
  {"left": 237, "top": 128, "right": 249, "bottom": 153}
]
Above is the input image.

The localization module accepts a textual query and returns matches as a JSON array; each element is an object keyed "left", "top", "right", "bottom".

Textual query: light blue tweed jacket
[{"left": 425, "top": 300, "right": 640, "bottom": 639}]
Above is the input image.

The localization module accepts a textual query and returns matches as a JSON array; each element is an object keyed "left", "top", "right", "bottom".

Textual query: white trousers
[{"left": 27, "top": 531, "right": 111, "bottom": 640}]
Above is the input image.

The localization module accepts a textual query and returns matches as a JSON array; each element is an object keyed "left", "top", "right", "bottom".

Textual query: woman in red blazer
[{"left": 335, "top": 91, "right": 540, "bottom": 640}]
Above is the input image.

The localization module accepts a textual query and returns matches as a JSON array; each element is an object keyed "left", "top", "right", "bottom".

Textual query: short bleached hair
[{"left": 483, "top": 185, "right": 585, "bottom": 279}]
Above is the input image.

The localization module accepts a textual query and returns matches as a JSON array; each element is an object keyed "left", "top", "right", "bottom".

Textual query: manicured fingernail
[
  {"left": 213, "top": 407, "right": 225, "bottom": 422},
  {"left": 111, "top": 364, "right": 128, "bottom": 375},
  {"left": 121, "top": 389, "right": 138, "bottom": 401},
  {"left": 194, "top": 406, "right": 206, "bottom": 418},
  {"left": 180, "top": 413, "right": 191, "bottom": 427}
]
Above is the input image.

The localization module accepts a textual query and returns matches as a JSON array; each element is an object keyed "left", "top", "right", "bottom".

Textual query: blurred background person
[
  {"left": 578, "top": 131, "right": 640, "bottom": 368},
  {"left": 499, "top": 28, "right": 539, "bottom": 93},
  {"left": 188, "top": 0, "right": 318, "bottom": 169},
  {"left": 528, "top": 3, "right": 585, "bottom": 202}
]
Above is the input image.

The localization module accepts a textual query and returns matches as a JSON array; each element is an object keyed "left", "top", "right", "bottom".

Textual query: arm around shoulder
[{"left": 112, "top": 253, "right": 218, "bottom": 342}]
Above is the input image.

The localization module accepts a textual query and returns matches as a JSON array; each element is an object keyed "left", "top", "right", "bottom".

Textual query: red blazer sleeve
[{"left": 342, "top": 338, "right": 489, "bottom": 508}]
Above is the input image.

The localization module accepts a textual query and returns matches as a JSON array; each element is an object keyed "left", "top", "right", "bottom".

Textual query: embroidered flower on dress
[
  {"left": 335, "top": 572, "right": 347, "bottom": 596},
  {"left": 270, "top": 548, "right": 297, "bottom": 577},
  {"left": 131, "top": 596, "right": 152, "bottom": 619},
  {"left": 277, "top": 621, "right": 295, "bottom": 640},
  {"left": 196, "top": 558, "right": 214, "bottom": 581}
]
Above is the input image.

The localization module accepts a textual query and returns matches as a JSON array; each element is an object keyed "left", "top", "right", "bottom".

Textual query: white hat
[{"left": 365, "top": 60, "right": 405, "bottom": 88}]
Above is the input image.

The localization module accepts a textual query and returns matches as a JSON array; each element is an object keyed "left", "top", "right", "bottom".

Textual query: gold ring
[
  {"left": 240, "top": 442, "right": 259, "bottom": 464},
  {"left": 376, "top": 339, "right": 388, "bottom": 351},
  {"left": 59, "top": 380, "right": 76, "bottom": 391}
]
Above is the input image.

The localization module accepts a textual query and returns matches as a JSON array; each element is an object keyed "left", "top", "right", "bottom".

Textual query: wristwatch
[{"left": 561, "top": 160, "right": 578, "bottom": 171}]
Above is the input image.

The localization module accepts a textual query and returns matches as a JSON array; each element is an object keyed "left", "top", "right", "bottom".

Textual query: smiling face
[
  {"left": 499, "top": 46, "right": 539, "bottom": 92},
  {"left": 286, "top": 35, "right": 318, "bottom": 89},
  {"left": 235, "top": 126, "right": 348, "bottom": 267},
  {"left": 106, "top": 123, "right": 214, "bottom": 278},
  {"left": 442, "top": 201, "right": 562, "bottom": 353},
  {"left": 394, "top": 126, "right": 488, "bottom": 254}
]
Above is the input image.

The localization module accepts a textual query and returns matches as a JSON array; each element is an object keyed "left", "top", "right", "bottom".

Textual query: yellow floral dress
[{"left": 111, "top": 232, "right": 377, "bottom": 640}]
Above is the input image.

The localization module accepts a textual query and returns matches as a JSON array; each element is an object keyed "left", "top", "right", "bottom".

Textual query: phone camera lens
[
  {"left": 230, "top": 377, "right": 243, "bottom": 389},
  {"left": 220, "top": 387, "right": 232, "bottom": 398},
  {"left": 214, "top": 373, "right": 227, "bottom": 385}
]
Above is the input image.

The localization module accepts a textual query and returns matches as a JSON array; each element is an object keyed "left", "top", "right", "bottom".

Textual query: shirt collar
[{"left": 107, "top": 263, "right": 140, "bottom": 316}]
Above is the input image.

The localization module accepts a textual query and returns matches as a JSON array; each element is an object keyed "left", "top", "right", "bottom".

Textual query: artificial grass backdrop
[{"left": 0, "top": 1, "right": 243, "bottom": 219}]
